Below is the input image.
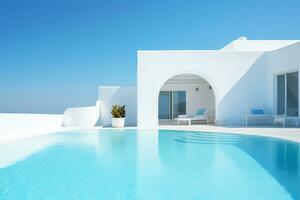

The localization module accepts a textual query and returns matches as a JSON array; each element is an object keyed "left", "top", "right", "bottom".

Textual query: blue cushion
[
  {"left": 251, "top": 109, "right": 264, "bottom": 115},
  {"left": 195, "top": 108, "right": 206, "bottom": 115}
]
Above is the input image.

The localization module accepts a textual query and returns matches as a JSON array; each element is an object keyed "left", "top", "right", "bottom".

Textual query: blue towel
[
  {"left": 251, "top": 109, "right": 264, "bottom": 115},
  {"left": 195, "top": 108, "right": 206, "bottom": 115}
]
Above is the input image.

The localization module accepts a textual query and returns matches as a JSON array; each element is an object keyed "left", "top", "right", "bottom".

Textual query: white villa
[{"left": 63, "top": 37, "right": 300, "bottom": 129}]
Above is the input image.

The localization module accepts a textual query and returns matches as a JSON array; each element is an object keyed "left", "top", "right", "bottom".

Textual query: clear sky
[{"left": 0, "top": 0, "right": 299, "bottom": 113}]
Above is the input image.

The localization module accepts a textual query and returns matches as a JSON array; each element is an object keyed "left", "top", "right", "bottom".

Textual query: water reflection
[
  {"left": 157, "top": 131, "right": 295, "bottom": 199},
  {"left": 276, "top": 142, "right": 298, "bottom": 171},
  {"left": 235, "top": 136, "right": 300, "bottom": 199},
  {"left": 0, "top": 129, "right": 299, "bottom": 199}
]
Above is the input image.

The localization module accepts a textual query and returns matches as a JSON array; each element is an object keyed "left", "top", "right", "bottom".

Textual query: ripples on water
[{"left": 0, "top": 129, "right": 299, "bottom": 200}]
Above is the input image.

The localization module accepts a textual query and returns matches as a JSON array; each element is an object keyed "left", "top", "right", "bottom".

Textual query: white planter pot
[{"left": 112, "top": 118, "right": 125, "bottom": 128}]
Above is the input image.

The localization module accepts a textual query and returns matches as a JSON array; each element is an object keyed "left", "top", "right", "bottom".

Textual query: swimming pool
[{"left": 0, "top": 129, "right": 299, "bottom": 199}]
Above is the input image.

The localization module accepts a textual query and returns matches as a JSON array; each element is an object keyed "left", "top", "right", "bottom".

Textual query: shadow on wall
[
  {"left": 217, "top": 54, "right": 269, "bottom": 124},
  {"left": 218, "top": 42, "right": 300, "bottom": 125}
]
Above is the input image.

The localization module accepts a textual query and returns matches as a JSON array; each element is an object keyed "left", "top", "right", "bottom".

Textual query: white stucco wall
[
  {"left": 137, "top": 40, "right": 300, "bottom": 128},
  {"left": 137, "top": 50, "right": 266, "bottom": 128},
  {"left": 0, "top": 113, "right": 64, "bottom": 145},
  {"left": 99, "top": 86, "right": 137, "bottom": 127},
  {"left": 222, "top": 39, "right": 299, "bottom": 51},
  {"left": 218, "top": 41, "right": 300, "bottom": 126},
  {"left": 265, "top": 42, "right": 300, "bottom": 118},
  {"left": 63, "top": 101, "right": 100, "bottom": 127},
  {"left": 216, "top": 54, "right": 270, "bottom": 124}
]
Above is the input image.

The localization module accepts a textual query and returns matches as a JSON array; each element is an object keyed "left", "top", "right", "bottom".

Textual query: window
[
  {"left": 158, "top": 91, "right": 186, "bottom": 119},
  {"left": 277, "top": 74, "right": 285, "bottom": 115},
  {"left": 287, "top": 72, "right": 299, "bottom": 116},
  {"left": 277, "top": 71, "right": 298, "bottom": 116},
  {"left": 172, "top": 91, "right": 186, "bottom": 118},
  {"left": 158, "top": 91, "right": 172, "bottom": 119}
]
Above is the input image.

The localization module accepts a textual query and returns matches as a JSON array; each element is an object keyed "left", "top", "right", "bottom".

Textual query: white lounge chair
[
  {"left": 175, "top": 115, "right": 191, "bottom": 125},
  {"left": 190, "top": 108, "right": 209, "bottom": 124},
  {"left": 244, "top": 109, "right": 271, "bottom": 126},
  {"left": 175, "top": 108, "right": 209, "bottom": 125},
  {"left": 273, "top": 114, "right": 299, "bottom": 127}
]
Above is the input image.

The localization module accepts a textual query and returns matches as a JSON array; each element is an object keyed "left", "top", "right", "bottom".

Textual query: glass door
[
  {"left": 277, "top": 74, "right": 285, "bottom": 115},
  {"left": 287, "top": 71, "right": 298, "bottom": 116},
  {"left": 172, "top": 91, "right": 186, "bottom": 118},
  {"left": 158, "top": 91, "right": 172, "bottom": 119},
  {"left": 277, "top": 71, "right": 299, "bottom": 116},
  {"left": 159, "top": 90, "right": 187, "bottom": 119}
]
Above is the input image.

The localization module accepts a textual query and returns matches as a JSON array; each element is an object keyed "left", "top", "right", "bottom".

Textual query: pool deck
[
  {"left": 0, "top": 113, "right": 300, "bottom": 145},
  {"left": 2, "top": 125, "right": 300, "bottom": 146},
  {"left": 65, "top": 125, "right": 300, "bottom": 143},
  {"left": 159, "top": 125, "right": 300, "bottom": 143}
]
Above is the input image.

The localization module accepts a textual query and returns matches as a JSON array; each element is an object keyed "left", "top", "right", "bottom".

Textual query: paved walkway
[
  {"left": 1, "top": 113, "right": 299, "bottom": 146},
  {"left": 159, "top": 125, "right": 300, "bottom": 143}
]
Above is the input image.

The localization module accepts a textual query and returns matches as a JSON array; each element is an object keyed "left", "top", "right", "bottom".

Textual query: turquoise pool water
[{"left": 0, "top": 129, "right": 299, "bottom": 199}]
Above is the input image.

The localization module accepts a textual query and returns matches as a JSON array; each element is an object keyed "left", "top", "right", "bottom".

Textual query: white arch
[{"left": 155, "top": 71, "right": 217, "bottom": 126}]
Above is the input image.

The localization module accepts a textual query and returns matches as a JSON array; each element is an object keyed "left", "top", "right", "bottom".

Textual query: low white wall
[
  {"left": 99, "top": 86, "right": 137, "bottom": 127},
  {"left": 0, "top": 113, "right": 64, "bottom": 146},
  {"left": 63, "top": 101, "right": 100, "bottom": 127}
]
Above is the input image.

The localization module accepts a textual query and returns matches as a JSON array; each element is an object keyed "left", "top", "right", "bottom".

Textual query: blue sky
[{"left": 0, "top": 0, "right": 300, "bottom": 113}]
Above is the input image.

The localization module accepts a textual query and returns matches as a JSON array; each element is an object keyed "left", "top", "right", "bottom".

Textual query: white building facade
[
  {"left": 136, "top": 37, "right": 300, "bottom": 128},
  {"left": 65, "top": 37, "right": 300, "bottom": 128}
]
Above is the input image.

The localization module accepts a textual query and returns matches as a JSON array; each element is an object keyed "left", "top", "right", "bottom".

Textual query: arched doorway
[{"left": 158, "top": 73, "right": 216, "bottom": 126}]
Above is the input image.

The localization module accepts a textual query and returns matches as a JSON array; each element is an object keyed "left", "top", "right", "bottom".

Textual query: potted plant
[{"left": 111, "top": 105, "right": 126, "bottom": 128}]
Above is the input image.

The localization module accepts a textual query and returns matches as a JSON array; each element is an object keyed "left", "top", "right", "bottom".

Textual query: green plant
[{"left": 111, "top": 105, "right": 126, "bottom": 118}]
